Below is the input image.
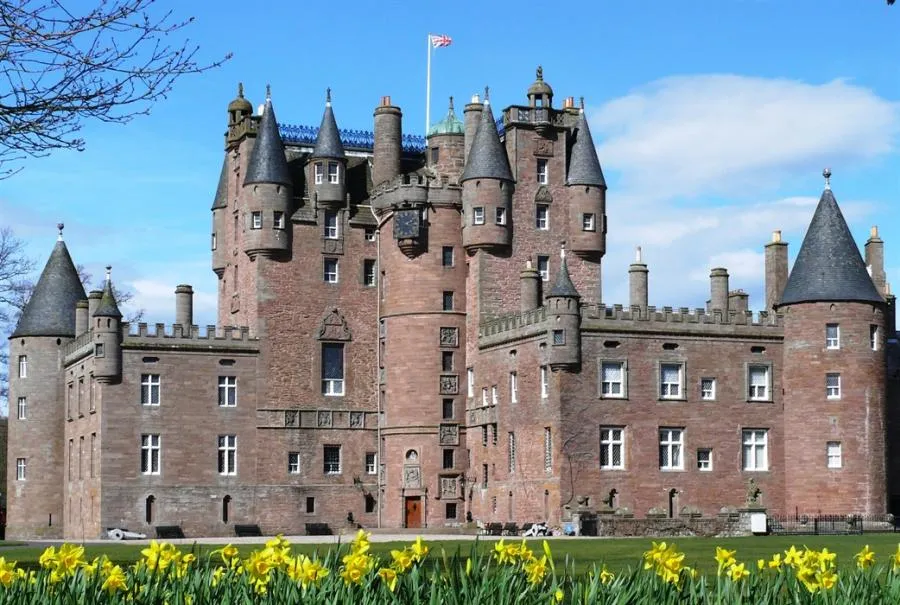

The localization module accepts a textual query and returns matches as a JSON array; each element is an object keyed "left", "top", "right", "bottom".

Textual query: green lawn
[{"left": 2, "top": 534, "right": 899, "bottom": 576}]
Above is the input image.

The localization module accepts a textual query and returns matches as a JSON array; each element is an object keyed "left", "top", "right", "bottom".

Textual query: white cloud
[{"left": 128, "top": 277, "right": 217, "bottom": 326}]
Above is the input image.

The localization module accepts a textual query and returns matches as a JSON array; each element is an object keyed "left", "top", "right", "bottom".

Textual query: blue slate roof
[
  {"left": 244, "top": 97, "right": 291, "bottom": 187},
  {"left": 12, "top": 239, "right": 86, "bottom": 338},
  {"left": 461, "top": 99, "right": 514, "bottom": 182},
  {"left": 567, "top": 111, "right": 606, "bottom": 187}
]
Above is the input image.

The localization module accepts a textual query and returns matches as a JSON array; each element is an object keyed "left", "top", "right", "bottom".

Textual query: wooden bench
[
  {"left": 486, "top": 522, "right": 503, "bottom": 536},
  {"left": 305, "top": 523, "right": 332, "bottom": 536},
  {"left": 155, "top": 525, "right": 185, "bottom": 539},
  {"left": 234, "top": 524, "right": 262, "bottom": 537},
  {"left": 503, "top": 523, "right": 520, "bottom": 536}
]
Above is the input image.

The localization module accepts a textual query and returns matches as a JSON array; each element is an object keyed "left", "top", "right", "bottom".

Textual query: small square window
[
  {"left": 473, "top": 207, "right": 485, "bottom": 225},
  {"left": 552, "top": 329, "right": 565, "bottom": 345},
  {"left": 582, "top": 213, "right": 596, "bottom": 231},
  {"left": 697, "top": 448, "right": 712, "bottom": 471},
  {"left": 441, "top": 351, "right": 454, "bottom": 372},
  {"left": 288, "top": 452, "right": 300, "bottom": 474},
  {"left": 364, "top": 227, "right": 376, "bottom": 242},
  {"left": 94, "top": 344, "right": 104, "bottom": 358},
  {"left": 442, "top": 291, "right": 454, "bottom": 311},
  {"left": 442, "top": 449, "right": 454, "bottom": 470},
  {"left": 536, "top": 159, "right": 548, "bottom": 184},
  {"left": 363, "top": 259, "right": 377, "bottom": 287},
  {"left": 442, "top": 246, "right": 454, "bottom": 267},
  {"left": 535, "top": 204, "right": 549, "bottom": 230},
  {"left": 327, "top": 162, "right": 339, "bottom": 184},
  {"left": 445, "top": 502, "right": 458, "bottom": 519},
  {"left": 495, "top": 207, "right": 507, "bottom": 225},
  {"left": 306, "top": 496, "right": 316, "bottom": 513},
  {"left": 826, "top": 373, "right": 841, "bottom": 399},
  {"left": 251, "top": 211, "right": 262, "bottom": 229},
  {"left": 537, "top": 255, "right": 549, "bottom": 282},
  {"left": 365, "top": 452, "right": 377, "bottom": 475},
  {"left": 442, "top": 398, "right": 454, "bottom": 420},
  {"left": 826, "top": 441, "right": 842, "bottom": 469},
  {"left": 273, "top": 211, "right": 285, "bottom": 229},
  {"left": 825, "top": 324, "right": 840, "bottom": 349},
  {"left": 700, "top": 378, "right": 716, "bottom": 401},
  {"left": 323, "top": 258, "right": 339, "bottom": 283}
]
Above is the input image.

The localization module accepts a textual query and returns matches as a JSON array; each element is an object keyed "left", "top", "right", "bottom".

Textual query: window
[
  {"left": 90, "top": 433, "right": 96, "bottom": 478},
  {"left": 600, "top": 427, "right": 624, "bottom": 469},
  {"left": 288, "top": 452, "right": 301, "bottom": 474},
  {"left": 748, "top": 365, "right": 770, "bottom": 401},
  {"left": 365, "top": 495, "right": 376, "bottom": 513},
  {"left": 324, "top": 211, "right": 339, "bottom": 239},
  {"left": 442, "top": 291, "right": 454, "bottom": 311},
  {"left": 141, "top": 434, "right": 161, "bottom": 475},
  {"left": 442, "top": 398, "right": 454, "bottom": 420},
  {"left": 323, "top": 258, "right": 339, "bottom": 283},
  {"left": 441, "top": 246, "right": 454, "bottom": 267},
  {"left": 141, "top": 374, "right": 161, "bottom": 406},
  {"left": 322, "top": 343, "right": 345, "bottom": 396},
  {"left": 366, "top": 452, "right": 377, "bottom": 475},
  {"left": 323, "top": 445, "right": 341, "bottom": 474},
  {"left": 467, "top": 368, "right": 474, "bottom": 398},
  {"left": 212, "top": 232, "right": 217, "bottom": 250},
  {"left": 481, "top": 425, "right": 488, "bottom": 446},
  {"left": 218, "top": 376, "right": 237, "bottom": 407},
  {"left": 826, "top": 373, "right": 841, "bottom": 399},
  {"left": 95, "top": 343, "right": 104, "bottom": 357},
  {"left": 495, "top": 207, "right": 507, "bottom": 225},
  {"left": 365, "top": 227, "right": 376, "bottom": 242},
  {"left": 700, "top": 378, "right": 716, "bottom": 401},
  {"left": 601, "top": 362, "right": 625, "bottom": 397},
  {"left": 552, "top": 330, "right": 565, "bottom": 345},
  {"left": 827, "top": 441, "right": 842, "bottom": 469},
  {"left": 871, "top": 325, "right": 879, "bottom": 351},
  {"left": 306, "top": 497, "right": 316, "bottom": 513},
  {"left": 482, "top": 463, "right": 489, "bottom": 488},
  {"left": 363, "top": 259, "right": 377, "bottom": 287},
  {"left": 16, "top": 458, "right": 26, "bottom": 480},
  {"left": 535, "top": 204, "right": 549, "bottom": 230},
  {"left": 481, "top": 387, "right": 488, "bottom": 406},
  {"left": 825, "top": 324, "right": 839, "bottom": 349},
  {"left": 273, "top": 211, "right": 285, "bottom": 229},
  {"left": 442, "top": 351, "right": 454, "bottom": 372},
  {"left": 540, "top": 365, "right": 549, "bottom": 399},
  {"left": 582, "top": 213, "right": 596, "bottom": 231},
  {"left": 79, "top": 436, "right": 84, "bottom": 479},
  {"left": 697, "top": 448, "right": 712, "bottom": 471},
  {"left": 218, "top": 435, "right": 237, "bottom": 475},
  {"left": 659, "top": 428, "right": 684, "bottom": 470},
  {"left": 659, "top": 363, "right": 683, "bottom": 399},
  {"left": 508, "top": 432, "right": 516, "bottom": 473},
  {"left": 510, "top": 372, "right": 518, "bottom": 403},
  {"left": 77, "top": 377, "right": 84, "bottom": 416},
  {"left": 251, "top": 211, "right": 262, "bottom": 229},
  {"left": 544, "top": 427, "right": 552, "bottom": 472},
  {"left": 491, "top": 423, "right": 498, "bottom": 445},
  {"left": 491, "top": 385, "right": 498, "bottom": 405},
  {"left": 68, "top": 439, "right": 73, "bottom": 480},
  {"left": 537, "top": 255, "right": 549, "bottom": 281},
  {"left": 536, "top": 159, "right": 548, "bottom": 184},
  {"left": 443, "top": 449, "right": 454, "bottom": 470},
  {"left": 473, "top": 207, "right": 485, "bottom": 225},
  {"left": 430, "top": 147, "right": 439, "bottom": 164},
  {"left": 18, "top": 355, "right": 26, "bottom": 378},
  {"left": 16, "top": 397, "right": 26, "bottom": 420},
  {"left": 445, "top": 502, "right": 457, "bottom": 519},
  {"left": 314, "top": 163, "right": 324, "bottom": 184},
  {"left": 327, "top": 161, "right": 339, "bottom": 184},
  {"left": 742, "top": 429, "right": 768, "bottom": 471}
]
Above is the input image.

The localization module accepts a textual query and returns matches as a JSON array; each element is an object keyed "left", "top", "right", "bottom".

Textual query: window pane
[{"left": 322, "top": 344, "right": 344, "bottom": 379}]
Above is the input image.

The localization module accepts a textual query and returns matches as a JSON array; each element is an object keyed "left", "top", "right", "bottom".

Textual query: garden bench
[
  {"left": 155, "top": 525, "right": 185, "bottom": 539},
  {"left": 486, "top": 522, "right": 503, "bottom": 536},
  {"left": 305, "top": 522, "right": 332, "bottom": 536},
  {"left": 503, "top": 523, "right": 520, "bottom": 536}
]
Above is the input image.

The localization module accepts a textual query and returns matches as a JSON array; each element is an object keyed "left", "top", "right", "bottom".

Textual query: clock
[{"left": 393, "top": 209, "right": 421, "bottom": 240}]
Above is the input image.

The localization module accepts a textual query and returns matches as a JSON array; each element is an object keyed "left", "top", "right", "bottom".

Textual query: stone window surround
[
  {"left": 658, "top": 361, "right": 686, "bottom": 401},
  {"left": 599, "top": 359, "right": 628, "bottom": 399},
  {"left": 659, "top": 427, "right": 685, "bottom": 471},
  {"left": 746, "top": 362, "right": 773, "bottom": 403},
  {"left": 599, "top": 426, "right": 625, "bottom": 470},
  {"left": 742, "top": 428, "right": 769, "bottom": 471}
]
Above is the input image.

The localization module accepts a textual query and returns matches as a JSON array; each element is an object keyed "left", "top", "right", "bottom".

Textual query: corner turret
[
  {"left": 92, "top": 266, "right": 122, "bottom": 383},
  {"left": 310, "top": 89, "right": 348, "bottom": 208},
  {"left": 241, "top": 86, "right": 292, "bottom": 259},
  {"left": 226, "top": 83, "right": 254, "bottom": 147},
  {"left": 461, "top": 88, "right": 514, "bottom": 251},
  {"left": 546, "top": 247, "right": 581, "bottom": 370},
  {"left": 566, "top": 99, "right": 607, "bottom": 259},
  {"left": 211, "top": 158, "right": 228, "bottom": 276}
]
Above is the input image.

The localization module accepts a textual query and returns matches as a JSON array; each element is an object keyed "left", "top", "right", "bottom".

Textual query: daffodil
[
  {"left": 855, "top": 545, "right": 875, "bottom": 569},
  {"left": 599, "top": 565, "right": 614, "bottom": 585},
  {"left": 378, "top": 567, "right": 398, "bottom": 591},
  {"left": 714, "top": 547, "right": 736, "bottom": 576},
  {"left": 101, "top": 565, "right": 128, "bottom": 594},
  {"left": 728, "top": 562, "right": 749, "bottom": 582},
  {"left": 410, "top": 536, "right": 429, "bottom": 562}
]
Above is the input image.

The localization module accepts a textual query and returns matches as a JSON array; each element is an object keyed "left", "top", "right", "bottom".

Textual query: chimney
[
  {"left": 87, "top": 289, "right": 103, "bottom": 319},
  {"left": 886, "top": 285, "right": 896, "bottom": 339},
  {"left": 75, "top": 299, "right": 88, "bottom": 335},
  {"left": 463, "top": 93, "right": 483, "bottom": 164},
  {"left": 728, "top": 290, "right": 749, "bottom": 313},
  {"left": 175, "top": 284, "right": 194, "bottom": 327},
  {"left": 709, "top": 268, "right": 729, "bottom": 313},
  {"left": 765, "top": 230, "right": 789, "bottom": 311},
  {"left": 628, "top": 246, "right": 649, "bottom": 308},
  {"left": 373, "top": 96, "right": 402, "bottom": 187},
  {"left": 865, "top": 225, "right": 886, "bottom": 296},
  {"left": 520, "top": 258, "right": 541, "bottom": 312}
]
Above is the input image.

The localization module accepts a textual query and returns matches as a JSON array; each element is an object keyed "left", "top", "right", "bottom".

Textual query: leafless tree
[
  {"left": 0, "top": 227, "right": 34, "bottom": 402},
  {"left": 0, "top": 0, "right": 230, "bottom": 176}
]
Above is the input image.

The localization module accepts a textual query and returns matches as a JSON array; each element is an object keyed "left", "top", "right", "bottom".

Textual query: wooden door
[{"left": 405, "top": 497, "right": 422, "bottom": 528}]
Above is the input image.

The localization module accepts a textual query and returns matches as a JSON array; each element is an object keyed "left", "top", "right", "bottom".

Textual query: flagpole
[{"left": 425, "top": 34, "right": 432, "bottom": 137}]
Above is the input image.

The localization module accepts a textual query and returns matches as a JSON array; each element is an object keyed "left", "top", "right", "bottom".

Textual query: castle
[{"left": 6, "top": 69, "right": 900, "bottom": 539}]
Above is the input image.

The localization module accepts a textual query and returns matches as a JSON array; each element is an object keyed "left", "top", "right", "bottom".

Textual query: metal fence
[{"left": 767, "top": 514, "right": 897, "bottom": 536}]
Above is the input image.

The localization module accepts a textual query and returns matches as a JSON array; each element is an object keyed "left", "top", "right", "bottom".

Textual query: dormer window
[
  {"left": 314, "top": 163, "right": 324, "bottom": 185},
  {"left": 327, "top": 162, "right": 339, "bottom": 184}
]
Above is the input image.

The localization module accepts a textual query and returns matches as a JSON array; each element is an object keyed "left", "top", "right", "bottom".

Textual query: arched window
[
  {"left": 223, "top": 495, "right": 232, "bottom": 524},
  {"left": 405, "top": 450, "right": 418, "bottom": 462},
  {"left": 145, "top": 495, "right": 155, "bottom": 524}
]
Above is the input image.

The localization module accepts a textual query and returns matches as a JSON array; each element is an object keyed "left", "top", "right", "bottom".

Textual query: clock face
[{"left": 393, "top": 209, "right": 420, "bottom": 239}]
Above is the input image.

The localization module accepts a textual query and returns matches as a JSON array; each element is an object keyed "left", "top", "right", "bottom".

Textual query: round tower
[
  {"left": 461, "top": 88, "right": 514, "bottom": 252},
  {"left": 777, "top": 170, "right": 887, "bottom": 515},
  {"left": 427, "top": 97, "right": 465, "bottom": 183},
  {"left": 463, "top": 95, "right": 483, "bottom": 164},
  {"left": 92, "top": 266, "right": 122, "bottom": 383},
  {"left": 546, "top": 248, "right": 581, "bottom": 370},
  {"left": 566, "top": 100, "right": 607, "bottom": 259},
  {"left": 211, "top": 156, "right": 228, "bottom": 276},
  {"left": 242, "top": 87, "right": 292, "bottom": 259},
  {"left": 310, "top": 89, "right": 348, "bottom": 207}
]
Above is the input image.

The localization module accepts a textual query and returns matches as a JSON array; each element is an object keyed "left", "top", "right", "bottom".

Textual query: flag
[{"left": 431, "top": 34, "right": 452, "bottom": 48}]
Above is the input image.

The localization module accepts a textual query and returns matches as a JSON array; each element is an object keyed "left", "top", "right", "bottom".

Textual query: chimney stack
[
  {"left": 373, "top": 96, "right": 402, "bottom": 187},
  {"left": 87, "top": 290, "right": 103, "bottom": 319},
  {"left": 865, "top": 225, "right": 886, "bottom": 297},
  {"left": 765, "top": 230, "right": 789, "bottom": 311},
  {"left": 175, "top": 284, "right": 194, "bottom": 327},
  {"left": 628, "top": 246, "right": 649, "bottom": 309},
  {"left": 463, "top": 94, "right": 483, "bottom": 164},
  {"left": 75, "top": 299, "right": 88, "bottom": 335},
  {"left": 520, "top": 258, "right": 541, "bottom": 312},
  {"left": 709, "top": 268, "right": 729, "bottom": 313}
]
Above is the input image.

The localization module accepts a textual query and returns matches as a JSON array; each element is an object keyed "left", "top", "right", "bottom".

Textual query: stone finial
[
  {"left": 237, "top": 82, "right": 244, "bottom": 98},
  {"left": 448, "top": 96, "right": 454, "bottom": 112},
  {"left": 536, "top": 65, "right": 543, "bottom": 81},
  {"left": 823, "top": 167, "right": 831, "bottom": 190},
  {"left": 105, "top": 265, "right": 112, "bottom": 282},
  {"left": 57, "top": 222, "right": 64, "bottom": 241},
  {"left": 635, "top": 246, "right": 642, "bottom": 263},
  {"left": 265, "top": 84, "right": 271, "bottom": 102},
  {"left": 326, "top": 87, "right": 332, "bottom": 105},
  {"left": 484, "top": 86, "right": 490, "bottom": 104}
]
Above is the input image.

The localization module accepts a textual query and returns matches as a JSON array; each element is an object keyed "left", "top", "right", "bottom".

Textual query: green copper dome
[{"left": 427, "top": 97, "right": 464, "bottom": 136}]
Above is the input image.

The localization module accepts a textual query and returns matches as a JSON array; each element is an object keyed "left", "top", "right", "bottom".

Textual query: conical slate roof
[
  {"left": 211, "top": 158, "right": 228, "bottom": 210},
  {"left": 461, "top": 97, "right": 513, "bottom": 182},
  {"left": 778, "top": 185, "right": 882, "bottom": 307},
  {"left": 567, "top": 111, "right": 606, "bottom": 187},
  {"left": 244, "top": 95, "right": 291, "bottom": 187},
  {"left": 93, "top": 272, "right": 122, "bottom": 318},
  {"left": 548, "top": 254, "right": 580, "bottom": 298},
  {"left": 11, "top": 238, "right": 86, "bottom": 338},
  {"left": 312, "top": 91, "right": 345, "bottom": 159}
]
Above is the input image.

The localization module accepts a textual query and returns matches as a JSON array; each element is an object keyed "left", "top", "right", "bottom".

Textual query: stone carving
[
  {"left": 403, "top": 465, "right": 421, "bottom": 488},
  {"left": 440, "top": 477, "right": 458, "bottom": 498},
  {"left": 322, "top": 238, "right": 344, "bottom": 255},
  {"left": 284, "top": 410, "right": 298, "bottom": 427},
  {"left": 439, "top": 327, "right": 458, "bottom": 348},
  {"left": 534, "top": 186, "right": 553, "bottom": 204},
  {"left": 318, "top": 308, "right": 352, "bottom": 341},
  {"left": 746, "top": 478, "right": 762, "bottom": 505},
  {"left": 439, "top": 423, "right": 459, "bottom": 446},
  {"left": 534, "top": 139, "right": 553, "bottom": 156},
  {"left": 317, "top": 411, "right": 332, "bottom": 428},
  {"left": 439, "top": 374, "right": 459, "bottom": 395},
  {"left": 349, "top": 411, "right": 364, "bottom": 429}
]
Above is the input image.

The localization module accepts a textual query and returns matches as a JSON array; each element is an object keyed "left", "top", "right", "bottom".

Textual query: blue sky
[{"left": 2, "top": 0, "right": 898, "bottom": 325}]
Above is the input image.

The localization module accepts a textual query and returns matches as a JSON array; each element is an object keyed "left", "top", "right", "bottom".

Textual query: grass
[{"left": 3, "top": 533, "right": 900, "bottom": 576}]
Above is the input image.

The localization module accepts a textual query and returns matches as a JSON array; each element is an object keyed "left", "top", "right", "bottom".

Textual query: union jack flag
[{"left": 430, "top": 34, "right": 452, "bottom": 48}]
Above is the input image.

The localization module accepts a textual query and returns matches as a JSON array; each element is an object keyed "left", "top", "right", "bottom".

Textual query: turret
[
  {"left": 310, "top": 89, "right": 347, "bottom": 207},
  {"left": 175, "top": 284, "right": 194, "bottom": 328},
  {"left": 708, "top": 268, "right": 729, "bottom": 314},
  {"left": 426, "top": 97, "right": 465, "bottom": 182},
  {"left": 520, "top": 258, "right": 541, "bottom": 312},
  {"left": 92, "top": 266, "right": 122, "bottom": 384},
  {"left": 373, "top": 96, "right": 402, "bottom": 187},
  {"left": 628, "top": 247, "right": 648, "bottom": 309},
  {"left": 461, "top": 88, "right": 514, "bottom": 251},
  {"left": 777, "top": 169, "right": 886, "bottom": 514},
  {"left": 546, "top": 248, "right": 581, "bottom": 370},
  {"left": 566, "top": 100, "right": 607, "bottom": 259},
  {"left": 75, "top": 299, "right": 88, "bottom": 335},
  {"left": 226, "top": 82, "right": 254, "bottom": 147},
  {"left": 211, "top": 157, "right": 228, "bottom": 276},
  {"left": 764, "top": 230, "right": 788, "bottom": 312},
  {"left": 87, "top": 290, "right": 102, "bottom": 318},
  {"left": 242, "top": 86, "right": 292, "bottom": 259}
]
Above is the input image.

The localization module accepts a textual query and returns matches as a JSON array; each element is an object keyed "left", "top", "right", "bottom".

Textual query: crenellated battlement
[
  {"left": 585, "top": 304, "right": 782, "bottom": 328},
  {"left": 370, "top": 173, "right": 462, "bottom": 210},
  {"left": 479, "top": 306, "right": 547, "bottom": 339},
  {"left": 121, "top": 322, "right": 257, "bottom": 342}
]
